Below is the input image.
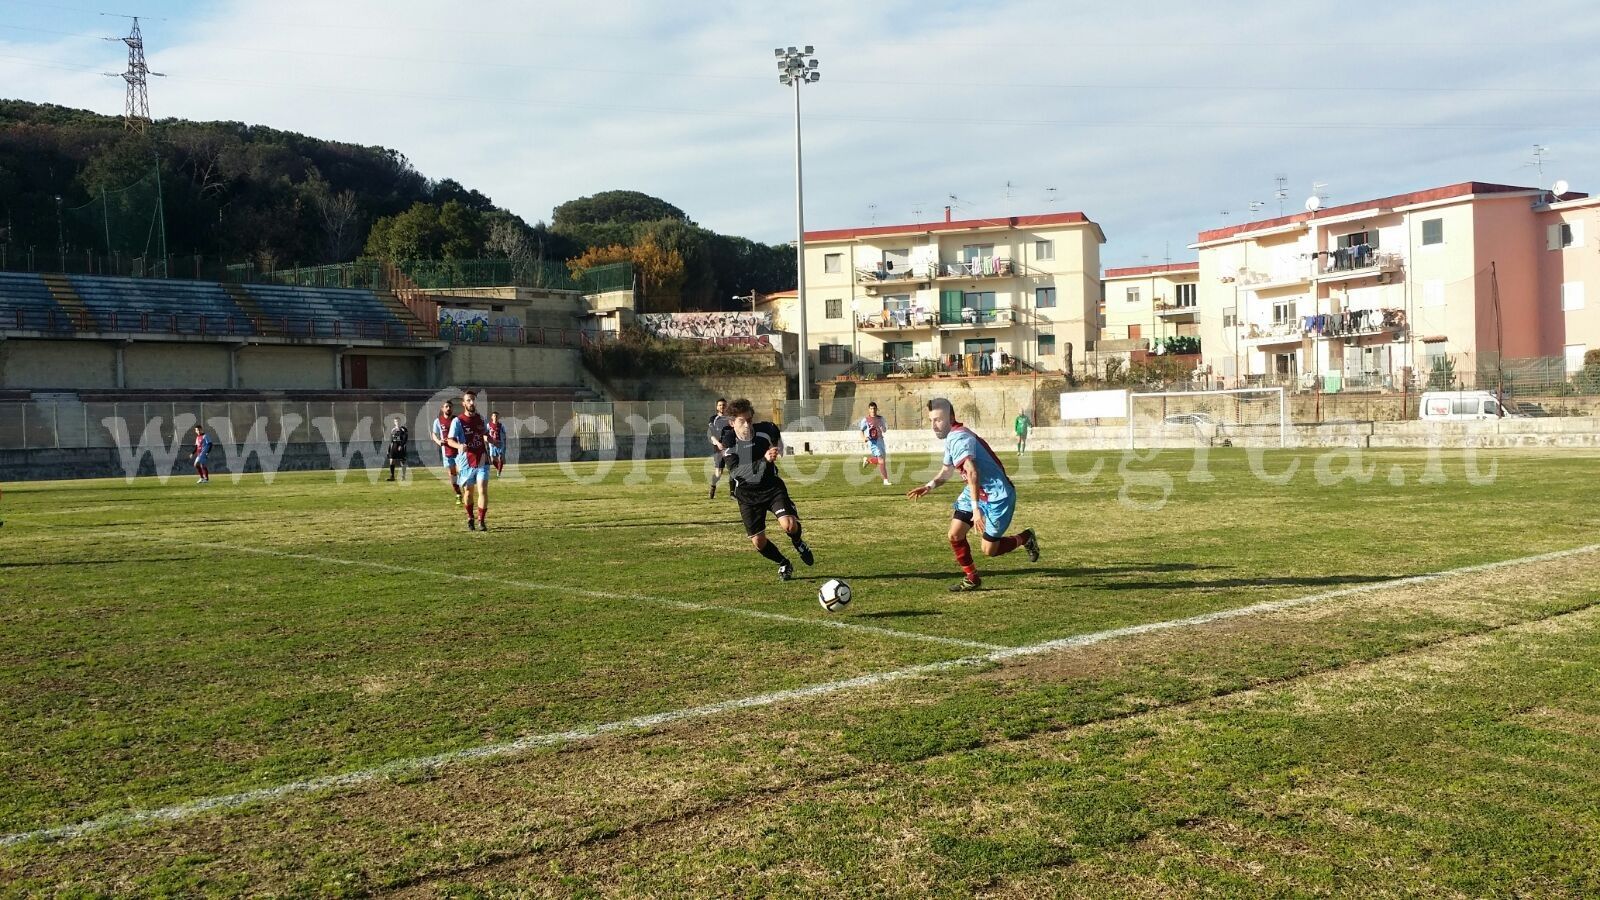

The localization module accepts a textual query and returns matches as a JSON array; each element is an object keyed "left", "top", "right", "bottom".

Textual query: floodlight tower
[{"left": 776, "top": 45, "right": 819, "bottom": 403}]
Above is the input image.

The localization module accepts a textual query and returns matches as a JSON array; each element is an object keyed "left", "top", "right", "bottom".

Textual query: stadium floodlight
[{"left": 775, "top": 44, "right": 820, "bottom": 402}]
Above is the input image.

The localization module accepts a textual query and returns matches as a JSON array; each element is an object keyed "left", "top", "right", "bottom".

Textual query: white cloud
[{"left": 4, "top": 0, "right": 1600, "bottom": 266}]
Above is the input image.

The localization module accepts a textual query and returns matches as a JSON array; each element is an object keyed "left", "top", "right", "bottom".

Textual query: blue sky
[{"left": 4, "top": 0, "right": 1600, "bottom": 268}]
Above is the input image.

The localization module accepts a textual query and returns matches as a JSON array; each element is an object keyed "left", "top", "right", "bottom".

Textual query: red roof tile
[
  {"left": 804, "top": 211, "right": 1092, "bottom": 242},
  {"left": 1103, "top": 261, "right": 1199, "bottom": 278},
  {"left": 1195, "top": 182, "right": 1568, "bottom": 244}
]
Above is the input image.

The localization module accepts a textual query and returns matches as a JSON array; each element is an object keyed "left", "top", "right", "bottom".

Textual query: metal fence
[{"left": 0, "top": 399, "right": 688, "bottom": 452}]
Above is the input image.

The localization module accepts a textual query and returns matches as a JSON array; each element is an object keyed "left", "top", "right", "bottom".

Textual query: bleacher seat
[
  {"left": 240, "top": 284, "right": 406, "bottom": 339},
  {"left": 68, "top": 275, "right": 254, "bottom": 336},
  {"left": 0, "top": 272, "right": 71, "bottom": 332}
]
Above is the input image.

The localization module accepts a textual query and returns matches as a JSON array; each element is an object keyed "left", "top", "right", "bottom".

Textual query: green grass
[{"left": 3, "top": 448, "right": 1600, "bottom": 896}]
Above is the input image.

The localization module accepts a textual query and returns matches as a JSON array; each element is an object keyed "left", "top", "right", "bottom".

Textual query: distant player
[
  {"left": 706, "top": 397, "right": 730, "bottom": 500},
  {"left": 718, "top": 397, "right": 814, "bottom": 580},
  {"left": 858, "top": 401, "right": 890, "bottom": 485},
  {"left": 190, "top": 424, "right": 212, "bottom": 484},
  {"left": 1014, "top": 408, "right": 1031, "bottom": 456},
  {"left": 430, "top": 399, "right": 463, "bottom": 505},
  {"left": 906, "top": 397, "right": 1039, "bottom": 592},
  {"left": 386, "top": 416, "right": 409, "bottom": 482},
  {"left": 487, "top": 410, "right": 506, "bottom": 477},
  {"left": 447, "top": 389, "right": 491, "bottom": 531}
]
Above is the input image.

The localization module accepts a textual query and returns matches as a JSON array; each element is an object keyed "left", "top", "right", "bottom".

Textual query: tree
[
  {"left": 552, "top": 190, "right": 690, "bottom": 229},
  {"left": 363, "top": 199, "right": 486, "bottom": 261},
  {"left": 568, "top": 238, "right": 685, "bottom": 312}
]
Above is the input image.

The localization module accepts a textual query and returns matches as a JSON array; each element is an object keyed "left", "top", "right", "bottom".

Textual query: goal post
[{"left": 1125, "top": 387, "right": 1287, "bottom": 449}]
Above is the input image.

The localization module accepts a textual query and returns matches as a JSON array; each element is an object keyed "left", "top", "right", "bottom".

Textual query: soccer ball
[{"left": 818, "top": 578, "right": 852, "bottom": 613}]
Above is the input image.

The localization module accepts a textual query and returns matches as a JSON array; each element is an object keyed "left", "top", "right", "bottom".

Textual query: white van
[{"left": 1419, "top": 390, "right": 1512, "bottom": 421}]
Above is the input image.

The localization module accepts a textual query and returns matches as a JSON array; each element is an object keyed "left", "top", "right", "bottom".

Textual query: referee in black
[{"left": 716, "top": 398, "right": 814, "bottom": 580}]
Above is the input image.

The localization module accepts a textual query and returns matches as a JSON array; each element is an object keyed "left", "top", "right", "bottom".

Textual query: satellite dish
[
  {"left": 1553, "top": 179, "right": 1570, "bottom": 197},
  {"left": 1304, "top": 196, "right": 1322, "bottom": 212}
]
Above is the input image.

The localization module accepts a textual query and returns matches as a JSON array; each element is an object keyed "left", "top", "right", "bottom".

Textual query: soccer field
[{"left": 4, "top": 449, "right": 1600, "bottom": 896}]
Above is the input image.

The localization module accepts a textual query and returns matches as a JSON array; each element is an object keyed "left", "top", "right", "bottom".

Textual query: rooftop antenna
[
  {"left": 867, "top": 202, "right": 877, "bottom": 226},
  {"left": 1248, "top": 200, "right": 1265, "bottom": 215},
  {"left": 1527, "top": 144, "right": 1553, "bottom": 179},
  {"left": 1274, "top": 174, "right": 1289, "bottom": 216},
  {"left": 102, "top": 15, "right": 164, "bottom": 132},
  {"left": 1044, "top": 186, "right": 1058, "bottom": 205},
  {"left": 1311, "top": 181, "right": 1330, "bottom": 207},
  {"left": 1551, "top": 178, "right": 1570, "bottom": 204}
]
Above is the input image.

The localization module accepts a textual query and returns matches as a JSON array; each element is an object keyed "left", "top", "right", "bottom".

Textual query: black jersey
[
  {"left": 707, "top": 413, "right": 731, "bottom": 449},
  {"left": 718, "top": 421, "right": 784, "bottom": 495}
]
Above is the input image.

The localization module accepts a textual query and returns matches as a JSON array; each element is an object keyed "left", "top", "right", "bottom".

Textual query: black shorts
[{"left": 733, "top": 482, "right": 798, "bottom": 537}]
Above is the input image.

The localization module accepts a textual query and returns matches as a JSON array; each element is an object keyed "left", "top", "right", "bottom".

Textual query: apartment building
[
  {"left": 1191, "top": 181, "right": 1585, "bottom": 391},
  {"left": 793, "top": 211, "right": 1104, "bottom": 381},
  {"left": 1097, "top": 261, "right": 1200, "bottom": 363}
]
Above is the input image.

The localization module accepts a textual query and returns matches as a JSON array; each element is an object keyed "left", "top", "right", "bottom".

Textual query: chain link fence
[{"left": 0, "top": 399, "right": 688, "bottom": 452}]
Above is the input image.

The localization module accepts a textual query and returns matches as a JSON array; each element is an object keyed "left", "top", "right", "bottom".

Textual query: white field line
[
  {"left": 191, "top": 542, "right": 1007, "bottom": 653},
  {"left": 5, "top": 541, "right": 1596, "bottom": 849}
]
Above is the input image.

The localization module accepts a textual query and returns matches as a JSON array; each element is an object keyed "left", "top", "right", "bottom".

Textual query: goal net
[{"left": 1126, "top": 388, "right": 1287, "bottom": 449}]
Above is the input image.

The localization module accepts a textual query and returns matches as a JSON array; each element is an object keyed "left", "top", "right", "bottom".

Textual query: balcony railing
[
  {"left": 855, "top": 265, "right": 934, "bottom": 285},
  {"left": 1320, "top": 249, "right": 1402, "bottom": 277},
  {"left": 938, "top": 307, "right": 1013, "bottom": 327},
  {"left": 1240, "top": 321, "right": 1303, "bottom": 342},
  {"left": 937, "top": 257, "right": 1016, "bottom": 278},
  {"left": 857, "top": 309, "right": 935, "bottom": 330}
]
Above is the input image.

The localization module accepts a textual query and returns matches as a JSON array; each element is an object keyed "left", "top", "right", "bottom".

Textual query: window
[
  {"left": 819, "top": 343, "right": 851, "bottom": 364},
  {"left": 1038, "top": 333, "right": 1057, "bottom": 354},
  {"left": 1174, "top": 283, "right": 1197, "bottom": 306},
  {"left": 1549, "top": 221, "right": 1584, "bottom": 250},
  {"left": 1222, "top": 306, "right": 1237, "bottom": 329},
  {"left": 1035, "top": 240, "right": 1054, "bottom": 261},
  {"left": 963, "top": 291, "right": 997, "bottom": 310},
  {"left": 1126, "top": 287, "right": 1141, "bottom": 304},
  {"left": 1421, "top": 218, "right": 1444, "bottom": 246},
  {"left": 1566, "top": 343, "right": 1588, "bottom": 375},
  {"left": 961, "top": 243, "right": 994, "bottom": 263},
  {"left": 1272, "top": 300, "right": 1297, "bottom": 324},
  {"left": 882, "top": 294, "right": 911, "bottom": 311},
  {"left": 883, "top": 248, "right": 910, "bottom": 271},
  {"left": 1035, "top": 287, "right": 1057, "bottom": 308},
  {"left": 824, "top": 253, "right": 842, "bottom": 273},
  {"left": 1337, "top": 229, "right": 1379, "bottom": 250},
  {"left": 1424, "top": 280, "right": 1445, "bottom": 308},
  {"left": 825, "top": 298, "right": 843, "bottom": 319},
  {"left": 1562, "top": 282, "right": 1585, "bottom": 311},
  {"left": 884, "top": 341, "right": 913, "bottom": 360}
]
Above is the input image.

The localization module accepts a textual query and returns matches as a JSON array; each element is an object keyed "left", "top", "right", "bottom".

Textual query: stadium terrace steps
[
  {"left": 39, "top": 273, "right": 90, "bottom": 324},
  {"left": 373, "top": 289, "right": 428, "bottom": 330},
  {"left": 221, "top": 282, "right": 267, "bottom": 324},
  {"left": 66, "top": 275, "right": 254, "bottom": 336},
  {"left": 0, "top": 272, "right": 72, "bottom": 332}
]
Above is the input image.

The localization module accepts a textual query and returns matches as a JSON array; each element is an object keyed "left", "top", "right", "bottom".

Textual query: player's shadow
[
  {"left": 1095, "top": 573, "right": 1398, "bottom": 591},
  {"left": 854, "top": 609, "right": 943, "bottom": 619},
  {"left": 840, "top": 563, "right": 1223, "bottom": 582}
]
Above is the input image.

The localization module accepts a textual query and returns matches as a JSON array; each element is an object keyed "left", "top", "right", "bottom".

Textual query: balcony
[
  {"left": 1240, "top": 321, "right": 1304, "bottom": 346},
  {"left": 1303, "top": 307, "right": 1406, "bottom": 338},
  {"left": 933, "top": 257, "right": 1019, "bottom": 281},
  {"left": 1236, "top": 268, "right": 1310, "bottom": 291},
  {"left": 1316, "top": 249, "right": 1403, "bottom": 283},
  {"left": 855, "top": 265, "right": 934, "bottom": 290},
  {"left": 1155, "top": 300, "right": 1198, "bottom": 321},
  {"left": 1097, "top": 337, "right": 1150, "bottom": 353},
  {"left": 857, "top": 309, "right": 935, "bottom": 332},
  {"left": 937, "top": 307, "right": 1017, "bottom": 328}
]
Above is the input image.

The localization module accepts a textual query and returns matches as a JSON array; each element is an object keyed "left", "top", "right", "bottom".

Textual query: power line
[{"left": 101, "top": 15, "right": 162, "bottom": 131}]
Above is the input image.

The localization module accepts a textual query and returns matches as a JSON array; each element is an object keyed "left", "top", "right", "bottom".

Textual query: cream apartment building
[
  {"left": 1191, "top": 181, "right": 1583, "bottom": 391},
  {"left": 1097, "top": 261, "right": 1200, "bottom": 364},
  {"left": 793, "top": 211, "right": 1104, "bottom": 381}
]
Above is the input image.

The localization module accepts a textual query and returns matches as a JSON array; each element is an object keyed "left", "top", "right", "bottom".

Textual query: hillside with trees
[{"left": 0, "top": 100, "right": 793, "bottom": 311}]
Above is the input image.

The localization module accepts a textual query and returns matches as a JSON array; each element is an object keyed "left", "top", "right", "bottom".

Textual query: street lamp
[{"left": 776, "top": 45, "right": 819, "bottom": 404}]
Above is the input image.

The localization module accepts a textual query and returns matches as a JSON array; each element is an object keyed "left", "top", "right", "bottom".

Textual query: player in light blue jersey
[
  {"left": 858, "top": 401, "right": 890, "bottom": 485},
  {"left": 906, "top": 397, "right": 1038, "bottom": 591}
]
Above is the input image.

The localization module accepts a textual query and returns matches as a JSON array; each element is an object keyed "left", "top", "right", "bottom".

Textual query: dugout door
[{"left": 342, "top": 354, "right": 369, "bottom": 389}]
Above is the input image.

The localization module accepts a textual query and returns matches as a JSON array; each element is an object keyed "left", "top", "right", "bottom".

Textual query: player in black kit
[{"left": 717, "top": 397, "right": 815, "bottom": 580}]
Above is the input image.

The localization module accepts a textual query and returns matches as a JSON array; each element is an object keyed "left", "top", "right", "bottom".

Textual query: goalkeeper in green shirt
[{"left": 1013, "top": 410, "right": 1031, "bottom": 455}]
